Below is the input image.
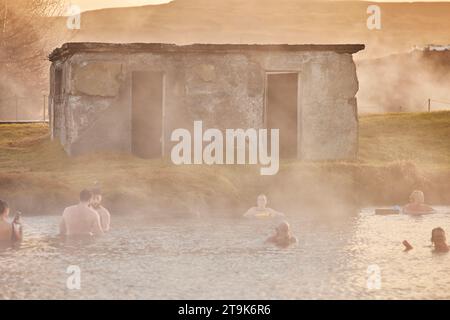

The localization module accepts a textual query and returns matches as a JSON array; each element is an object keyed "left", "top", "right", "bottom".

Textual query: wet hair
[
  {"left": 257, "top": 194, "right": 267, "bottom": 202},
  {"left": 91, "top": 187, "right": 102, "bottom": 196},
  {"left": 79, "top": 189, "right": 93, "bottom": 202},
  {"left": 0, "top": 199, "right": 8, "bottom": 215},
  {"left": 409, "top": 190, "right": 425, "bottom": 204},
  {"left": 276, "top": 221, "right": 290, "bottom": 234},
  {"left": 431, "top": 227, "right": 446, "bottom": 244}
]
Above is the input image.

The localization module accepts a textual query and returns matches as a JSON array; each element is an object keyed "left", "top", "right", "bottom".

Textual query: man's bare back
[{"left": 60, "top": 204, "right": 103, "bottom": 236}]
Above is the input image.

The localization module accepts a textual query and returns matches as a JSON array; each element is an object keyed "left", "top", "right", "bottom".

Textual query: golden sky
[
  {"left": 70, "top": 0, "right": 450, "bottom": 12},
  {"left": 71, "top": 0, "right": 172, "bottom": 12}
]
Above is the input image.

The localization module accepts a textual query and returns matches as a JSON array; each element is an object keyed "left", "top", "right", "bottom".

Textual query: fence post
[{"left": 428, "top": 98, "right": 431, "bottom": 112}]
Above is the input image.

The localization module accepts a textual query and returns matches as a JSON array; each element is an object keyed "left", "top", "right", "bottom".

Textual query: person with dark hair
[
  {"left": 59, "top": 189, "right": 103, "bottom": 237},
  {"left": 90, "top": 188, "right": 111, "bottom": 232},
  {"left": 431, "top": 227, "right": 449, "bottom": 253},
  {"left": 403, "top": 228, "right": 450, "bottom": 253},
  {"left": 0, "top": 200, "right": 23, "bottom": 242},
  {"left": 265, "top": 221, "right": 297, "bottom": 248}
]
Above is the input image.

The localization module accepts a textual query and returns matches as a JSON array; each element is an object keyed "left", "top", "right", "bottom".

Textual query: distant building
[
  {"left": 48, "top": 43, "right": 364, "bottom": 160},
  {"left": 426, "top": 45, "right": 450, "bottom": 51},
  {"left": 412, "top": 44, "right": 450, "bottom": 52}
]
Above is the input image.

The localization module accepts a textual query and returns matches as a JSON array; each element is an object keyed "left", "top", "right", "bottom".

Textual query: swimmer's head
[
  {"left": 409, "top": 190, "right": 425, "bottom": 204},
  {"left": 431, "top": 227, "right": 446, "bottom": 244},
  {"left": 0, "top": 199, "right": 9, "bottom": 218},
  {"left": 276, "top": 221, "right": 291, "bottom": 235},
  {"left": 79, "top": 189, "right": 93, "bottom": 204},
  {"left": 91, "top": 188, "right": 102, "bottom": 207},
  {"left": 257, "top": 194, "right": 267, "bottom": 208}
]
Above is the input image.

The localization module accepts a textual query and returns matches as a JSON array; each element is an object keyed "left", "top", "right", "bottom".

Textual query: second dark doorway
[
  {"left": 131, "top": 71, "right": 164, "bottom": 158},
  {"left": 266, "top": 72, "right": 299, "bottom": 158}
]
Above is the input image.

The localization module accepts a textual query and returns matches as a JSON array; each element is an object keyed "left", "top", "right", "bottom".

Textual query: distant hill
[
  {"left": 45, "top": 0, "right": 450, "bottom": 114},
  {"left": 55, "top": 0, "right": 450, "bottom": 59},
  {"left": 0, "top": 0, "right": 444, "bottom": 119}
]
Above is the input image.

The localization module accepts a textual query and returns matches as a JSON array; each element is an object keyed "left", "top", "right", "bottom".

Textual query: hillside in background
[
  {"left": 51, "top": 0, "right": 450, "bottom": 113},
  {"left": 2, "top": 0, "right": 450, "bottom": 119},
  {"left": 57, "top": 0, "right": 450, "bottom": 59}
]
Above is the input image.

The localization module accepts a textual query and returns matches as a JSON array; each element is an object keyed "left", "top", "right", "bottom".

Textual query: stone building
[{"left": 48, "top": 43, "right": 364, "bottom": 159}]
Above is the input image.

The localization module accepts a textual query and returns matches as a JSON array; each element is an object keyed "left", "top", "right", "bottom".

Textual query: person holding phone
[
  {"left": 90, "top": 188, "right": 111, "bottom": 232},
  {"left": 0, "top": 199, "right": 23, "bottom": 242}
]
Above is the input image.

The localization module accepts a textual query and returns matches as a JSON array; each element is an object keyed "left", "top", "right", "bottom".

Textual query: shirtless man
[
  {"left": 90, "top": 188, "right": 111, "bottom": 232},
  {"left": 0, "top": 200, "right": 22, "bottom": 242},
  {"left": 243, "top": 194, "right": 285, "bottom": 218},
  {"left": 60, "top": 189, "right": 103, "bottom": 237},
  {"left": 403, "top": 190, "right": 435, "bottom": 215}
]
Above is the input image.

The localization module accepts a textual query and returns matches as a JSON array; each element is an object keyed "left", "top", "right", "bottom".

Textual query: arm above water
[
  {"left": 100, "top": 207, "right": 111, "bottom": 232},
  {"left": 403, "top": 204, "right": 436, "bottom": 215},
  {"left": 265, "top": 234, "right": 276, "bottom": 244},
  {"left": 267, "top": 208, "right": 285, "bottom": 217},
  {"left": 421, "top": 204, "right": 436, "bottom": 213},
  {"left": 90, "top": 211, "right": 104, "bottom": 236},
  {"left": 12, "top": 224, "right": 23, "bottom": 241},
  {"left": 59, "top": 211, "right": 67, "bottom": 236},
  {"left": 243, "top": 207, "right": 257, "bottom": 218}
]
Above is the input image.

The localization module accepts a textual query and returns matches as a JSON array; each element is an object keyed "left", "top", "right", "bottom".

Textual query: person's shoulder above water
[
  {"left": 0, "top": 219, "right": 12, "bottom": 241},
  {"left": 243, "top": 194, "right": 285, "bottom": 218},
  {"left": 403, "top": 190, "right": 436, "bottom": 215},
  {"left": 244, "top": 207, "right": 282, "bottom": 218},
  {"left": 62, "top": 204, "right": 78, "bottom": 215},
  {"left": 0, "top": 199, "right": 22, "bottom": 242},
  {"left": 90, "top": 188, "right": 111, "bottom": 232},
  {"left": 60, "top": 189, "right": 104, "bottom": 237},
  {"left": 265, "top": 221, "right": 297, "bottom": 248},
  {"left": 97, "top": 206, "right": 111, "bottom": 231},
  {"left": 403, "top": 227, "right": 450, "bottom": 254}
]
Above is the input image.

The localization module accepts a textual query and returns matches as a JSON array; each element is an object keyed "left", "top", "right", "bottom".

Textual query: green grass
[
  {"left": 0, "top": 111, "right": 449, "bottom": 215},
  {"left": 359, "top": 111, "right": 450, "bottom": 169}
]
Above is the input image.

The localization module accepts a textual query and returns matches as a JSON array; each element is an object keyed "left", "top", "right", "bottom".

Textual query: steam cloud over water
[{"left": 358, "top": 49, "right": 450, "bottom": 113}]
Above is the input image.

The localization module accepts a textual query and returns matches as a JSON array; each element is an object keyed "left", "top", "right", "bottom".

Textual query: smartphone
[{"left": 13, "top": 211, "right": 22, "bottom": 224}]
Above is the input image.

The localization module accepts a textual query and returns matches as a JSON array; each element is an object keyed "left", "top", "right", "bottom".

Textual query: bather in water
[
  {"left": 403, "top": 227, "right": 449, "bottom": 253},
  {"left": 431, "top": 227, "right": 449, "bottom": 253},
  {"left": 59, "top": 189, "right": 104, "bottom": 237},
  {"left": 403, "top": 190, "right": 436, "bottom": 215},
  {"left": 265, "top": 221, "right": 298, "bottom": 248},
  {"left": 0, "top": 200, "right": 23, "bottom": 243},
  {"left": 90, "top": 187, "right": 111, "bottom": 232},
  {"left": 243, "top": 194, "right": 285, "bottom": 218}
]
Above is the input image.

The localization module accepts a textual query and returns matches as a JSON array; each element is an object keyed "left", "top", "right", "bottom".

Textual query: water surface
[{"left": 1, "top": 207, "right": 450, "bottom": 299}]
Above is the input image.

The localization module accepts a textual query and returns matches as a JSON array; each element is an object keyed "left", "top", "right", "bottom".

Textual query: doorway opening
[
  {"left": 131, "top": 71, "right": 164, "bottom": 158},
  {"left": 265, "top": 72, "right": 299, "bottom": 158}
]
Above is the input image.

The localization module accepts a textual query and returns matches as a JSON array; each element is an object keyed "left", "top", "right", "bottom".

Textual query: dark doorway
[
  {"left": 131, "top": 71, "right": 164, "bottom": 158},
  {"left": 266, "top": 73, "right": 298, "bottom": 158}
]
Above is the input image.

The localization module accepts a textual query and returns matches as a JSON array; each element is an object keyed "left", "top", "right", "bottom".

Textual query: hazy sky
[
  {"left": 71, "top": 0, "right": 172, "bottom": 12},
  {"left": 70, "top": 0, "right": 450, "bottom": 12}
]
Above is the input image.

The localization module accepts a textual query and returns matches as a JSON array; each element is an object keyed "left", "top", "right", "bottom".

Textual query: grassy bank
[{"left": 0, "top": 111, "right": 449, "bottom": 216}]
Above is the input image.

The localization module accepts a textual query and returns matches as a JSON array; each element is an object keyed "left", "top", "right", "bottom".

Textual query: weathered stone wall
[
  {"left": 51, "top": 49, "right": 359, "bottom": 159},
  {"left": 299, "top": 53, "right": 359, "bottom": 160}
]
